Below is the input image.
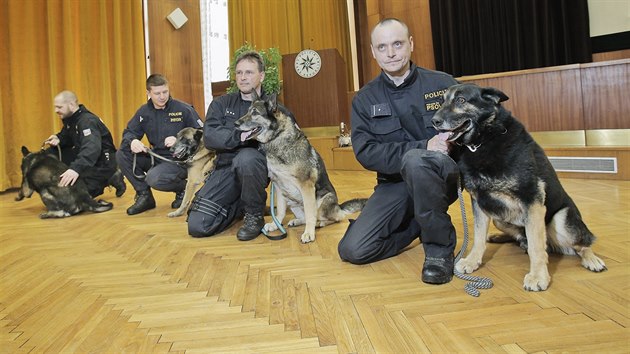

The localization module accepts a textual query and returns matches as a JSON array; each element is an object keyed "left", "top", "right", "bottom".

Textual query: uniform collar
[{"left": 380, "top": 62, "right": 418, "bottom": 89}]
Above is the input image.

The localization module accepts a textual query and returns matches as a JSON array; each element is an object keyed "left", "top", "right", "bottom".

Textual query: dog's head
[
  {"left": 16, "top": 146, "right": 36, "bottom": 200},
  {"left": 170, "top": 127, "right": 203, "bottom": 160},
  {"left": 432, "top": 84, "right": 509, "bottom": 146},
  {"left": 235, "top": 91, "right": 279, "bottom": 144}
]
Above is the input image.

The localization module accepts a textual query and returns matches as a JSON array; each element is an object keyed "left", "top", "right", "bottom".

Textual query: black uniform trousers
[
  {"left": 187, "top": 147, "right": 268, "bottom": 238},
  {"left": 115, "top": 149, "right": 187, "bottom": 194},
  {"left": 338, "top": 149, "right": 459, "bottom": 264},
  {"left": 47, "top": 146, "right": 117, "bottom": 198}
]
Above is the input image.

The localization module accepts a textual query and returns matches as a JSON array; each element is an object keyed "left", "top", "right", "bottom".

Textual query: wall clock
[{"left": 294, "top": 49, "right": 322, "bottom": 78}]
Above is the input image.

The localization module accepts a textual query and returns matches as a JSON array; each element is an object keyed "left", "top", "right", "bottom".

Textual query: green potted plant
[{"left": 227, "top": 43, "right": 283, "bottom": 95}]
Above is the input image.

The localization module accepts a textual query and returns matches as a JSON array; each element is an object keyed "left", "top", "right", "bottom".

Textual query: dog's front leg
[
  {"left": 299, "top": 181, "right": 317, "bottom": 243},
  {"left": 523, "top": 202, "right": 550, "bottom": 291},
  {"left": 456, "top": 198, "right": 490, "bottom": 273},
  {"left": 264, "top": 186, "right": 287, "bottom": 233},
  {"left": 168, "top": 173, "right": 199, "bottom": 217}
]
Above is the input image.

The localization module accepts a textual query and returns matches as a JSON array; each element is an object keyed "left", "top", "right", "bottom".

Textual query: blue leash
[{"left": 261, "top": 183, "right": 288, "bottom": 240}]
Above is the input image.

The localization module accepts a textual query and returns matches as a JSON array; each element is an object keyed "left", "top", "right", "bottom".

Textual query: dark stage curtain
[{"left": 429, "top": 0, "right": 592, "bottom": 77}]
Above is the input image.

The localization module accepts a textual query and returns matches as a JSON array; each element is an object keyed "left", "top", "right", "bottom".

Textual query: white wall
[{"left": 588, "top": 0, "right": 630, "bottom": 36}]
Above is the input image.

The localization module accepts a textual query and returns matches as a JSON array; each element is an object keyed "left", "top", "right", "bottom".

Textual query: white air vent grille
[{"left": 548, "top": 156, "right": 617, "bottom": 174}]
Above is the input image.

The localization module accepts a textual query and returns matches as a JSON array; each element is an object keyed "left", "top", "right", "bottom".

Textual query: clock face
[{"left": 294, "top": 49, "right": 322, "bottom": 78}]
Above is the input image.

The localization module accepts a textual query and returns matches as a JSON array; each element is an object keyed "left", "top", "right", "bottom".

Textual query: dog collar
[{"left": 466, "top": 143, "right": 482, "bottom": 152}]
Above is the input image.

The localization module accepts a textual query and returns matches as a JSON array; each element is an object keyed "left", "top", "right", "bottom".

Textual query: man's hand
[
  {"left": 427, "top": 132, "right": 451, "bottom": 155},
  {"left": 130, "top": 139, "right": 147, "bottom": 153},
  {"left": 164, "top": 136, "right": 176, "bottom": 148},
  {"left": 44, "top": 135, "right": 60, "bottom": 146},
  {"left": 59, "top": 169, "right": 79, "bottom": 187}
]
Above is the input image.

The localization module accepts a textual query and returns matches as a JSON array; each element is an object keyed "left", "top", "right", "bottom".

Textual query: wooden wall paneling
[
  {"left": 282, "top": 49, "right": 349, "bottom": 128},
  {"left": 460, "top": 67, "right": 584, "bottom": 132},
  {"left": 580, "top": 60, "right": 630, "bottom": 130},
  {"left": 593, "top": 49, "right": 630, "bottom": 62},
  {"left": 147, "top": 0, "right": 205, "bottom": 118}
]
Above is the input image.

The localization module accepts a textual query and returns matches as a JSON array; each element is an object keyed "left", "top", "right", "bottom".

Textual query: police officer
[
  {"left": 337, "top": 18, "right": 460, "bottom": 285},
  {"left": 44, "top": 90, "right": 125, "bottom": 198},
  {"left": 116, "top": 74, "right": 203, "bottom": 215},
  {"left": 188, "top": 51, "right": 295, "bottom": 240}
]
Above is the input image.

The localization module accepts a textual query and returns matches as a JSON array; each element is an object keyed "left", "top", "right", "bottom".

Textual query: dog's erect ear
[
  {"left": 251, "top": 89, "right": 260, "bottom": 102},
  {"left": 481, "top": 87, "right": 509, "bottom": 104},
  {"left": 265, "top": 93, "right": 278, "bottom": 113},
  {"left": 194, "top": 128, "right": 204, "bottom": 141},
  {"left": 21, "top": 146, "right": 30, "bottom": 156}
]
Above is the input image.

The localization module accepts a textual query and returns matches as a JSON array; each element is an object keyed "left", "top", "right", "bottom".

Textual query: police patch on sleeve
[
  {"left": 82, "top": 128, "right": 92, "bottom": 136},
  {"left": 197, "top": 119, "right": 203, "bottom": 127}
]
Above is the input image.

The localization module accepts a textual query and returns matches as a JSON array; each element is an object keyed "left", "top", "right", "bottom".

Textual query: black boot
[
  {"left": 171, "top": 191, "right": 185, "bottom": 209},
  {"left": 126, "top": 190, "right": 156, "bottom": 215},
  {"left": 237, "top": 213, "right": 264, "bottom": 241},
  {"left": 421, "top": 254, "right": 454, "bottom": 284},
  {"left": 108, "top": 170, "right": 127, "bottom": 197}
]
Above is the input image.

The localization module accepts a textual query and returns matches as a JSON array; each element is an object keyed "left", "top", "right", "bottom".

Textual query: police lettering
[
  {"left": 425, "top": 102, "right": 441, "bottom": 111},
  {"left": 170, "top": 117, "right": 183, "bottom": 122},
  {"left": 424, "top": 89, "right": 447, "bottom": 100},
  {"left": 168, "top": 112, "right": 183, "bottom": 117}
]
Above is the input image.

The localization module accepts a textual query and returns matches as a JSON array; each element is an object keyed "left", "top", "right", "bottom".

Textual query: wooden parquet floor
[{"left": 1, "top": 171, "right": 629, "bottom": 353}]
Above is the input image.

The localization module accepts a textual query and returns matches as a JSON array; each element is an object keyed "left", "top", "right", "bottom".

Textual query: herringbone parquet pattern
[{"left": 1, "top": 171, "right": 628, "bottom": 353}]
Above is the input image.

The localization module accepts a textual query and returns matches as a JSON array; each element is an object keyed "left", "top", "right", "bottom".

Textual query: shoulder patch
[{"left": 82, "top": 128, "right": 92, "bottom": 136}]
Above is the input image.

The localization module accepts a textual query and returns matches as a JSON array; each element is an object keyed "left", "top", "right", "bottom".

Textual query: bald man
[
  {"left": 337, "top": 18, "right": 459, "bottom": 285},
  {"left": 44, "top": 90, "right": 126, "bottom": 198}
]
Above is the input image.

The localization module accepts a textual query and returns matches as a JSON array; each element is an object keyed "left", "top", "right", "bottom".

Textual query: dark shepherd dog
[
  {"left": 432, "top": 83, "right": 606, "bottom": 291},
  {"left": 15, "top": 146, "right": 113, "bottom": 218},
  {"left": 235, "top": 92, "right": 367, "bottom": 243}
]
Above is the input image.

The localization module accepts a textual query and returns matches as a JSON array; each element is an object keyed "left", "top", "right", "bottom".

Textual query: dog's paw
[
  {"left": 300, "top": 231, "right": 315, "bottom": 243},
  {"left": 578, "top": 248, "right": 607, "bottom": 272},
  {"left": 288, "top": 218, "right": 305, "bottom": 227},
  {"left": 581, "top": 255, "right": 607, "bottom": 272},
  {"left": 523, "top": 272, "right": 550, "bottom": 291},
  {"left": 455, "top": 257, "right": 481, "bottom": 274},
  {"left": 264, "top": 222, "right": 278, "bottom": 233},
  {"left": 167, "top": 209, "right": 185, "bottom": 218}
]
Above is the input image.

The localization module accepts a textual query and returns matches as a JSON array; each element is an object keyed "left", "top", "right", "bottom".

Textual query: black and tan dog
[
  {"left": 235, "top": 93, "right": 366, "bottom": 243},
  {"left": 15, "top": 146, "right": 113, "bottom": 218},
  {"left": 168, "top": 127, "right": 216, "bottom": 217},
  {"left": 432, "top": 83, "right": 606, "bottom": 291}
]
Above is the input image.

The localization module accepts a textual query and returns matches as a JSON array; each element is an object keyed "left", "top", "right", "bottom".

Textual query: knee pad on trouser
[{"left": 187, "top": 194, "right": 238, "bottom": 237}]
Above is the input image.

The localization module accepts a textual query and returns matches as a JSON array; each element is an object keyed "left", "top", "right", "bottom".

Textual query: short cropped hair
[
  {"left": 146, "top": 74, "right": 169, "bottom": 90},
  {"left": 235, "top": 51, "right": 265, "bottom": 73},
  {"left": 371, "top": 18, "right": 410, "bottom": 42}
]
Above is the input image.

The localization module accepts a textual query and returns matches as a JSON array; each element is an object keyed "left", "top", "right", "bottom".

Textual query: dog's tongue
[
  {"left": 240, "top": 131, "right": 249, "bottom": 142},
  {"left": 438, "top": 132, "right": 451, "bottom": 141}
]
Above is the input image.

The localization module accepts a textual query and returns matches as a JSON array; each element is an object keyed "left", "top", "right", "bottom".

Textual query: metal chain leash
[{"left": 453, "top": 176, "right": 494, "bottom": 297}]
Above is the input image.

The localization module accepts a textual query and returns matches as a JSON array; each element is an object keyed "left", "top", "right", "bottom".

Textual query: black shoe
[
  {"left": 109, "top": 170, "right": 127, "bottom": 197},
  {"left": 237, "top": 213, "right": 264, "bottom": 241},
  {"left": 171, "top": 191, "right": 184, "bottom": 209},
  {"left": 126, "top": 190, "right": 156, "bottom": 215},
  {"left": 421, "top": 255, "right": 454, "bottom": 284}
]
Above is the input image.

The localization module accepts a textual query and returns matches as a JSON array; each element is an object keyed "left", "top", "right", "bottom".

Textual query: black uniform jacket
[
  {"left": 121, "top": 97, "right": 202, "bottom": 157},
  {"left": 351, "top": 63, "right": 458, "bottom": 182},
  {"left": 204, "top": 91, "right": 295, "bottom": 168},
  {"left": 56, "top": 104, "right": 117, "bottom": 175}
]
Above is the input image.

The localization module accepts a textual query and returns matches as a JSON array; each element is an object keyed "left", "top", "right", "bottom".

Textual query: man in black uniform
[
  {"left": 116, "top": 74, "right": 203, "bottom": 215},
  {"left": 188, "top": 51, "right": 277, "bottom": 240},
  {"left": 44, "top": 90, "right": 126, "bottom": 198},
  {"left": 337, "top": 18, "right": 460, "bottom": 285}
]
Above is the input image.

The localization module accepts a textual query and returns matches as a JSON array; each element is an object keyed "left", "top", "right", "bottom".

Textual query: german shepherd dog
[
  {"left": 432, "top": 83, "right": 606, "bottom": 291},
  {"left": 235, "top": 93, "right": 366, "bottom": 243},
  {"left": 15, "top": 146, "right": 113, "bottom": 218},
  {"left": 168, "top": 127, "right": 216, "bottom": 217}
]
